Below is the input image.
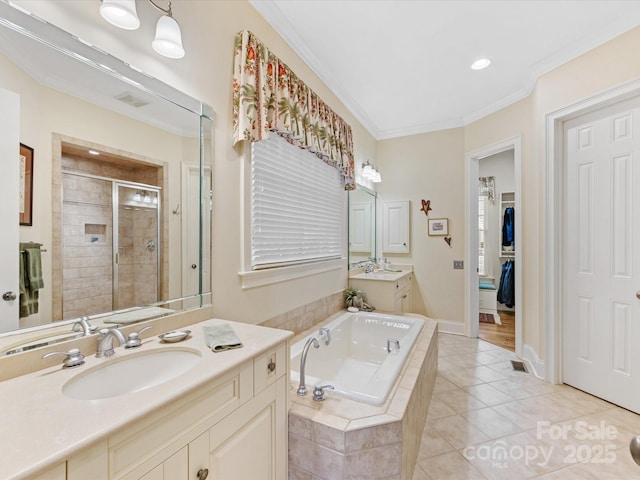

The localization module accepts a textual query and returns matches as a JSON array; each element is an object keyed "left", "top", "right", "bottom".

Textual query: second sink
[{"left": 62, "top": 348, "right": 202, "bottom": 400}]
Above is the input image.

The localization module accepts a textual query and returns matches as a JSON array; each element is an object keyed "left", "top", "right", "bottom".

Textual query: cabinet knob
[
  {"left": 267, "top": 359, "right": 276, "bottom": 373},
  {"left": 197, "top": 468, "right": 209, "bottom": 480}
]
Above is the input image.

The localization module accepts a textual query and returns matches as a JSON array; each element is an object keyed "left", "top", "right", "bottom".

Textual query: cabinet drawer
[
  {"left": 254, "top": 343, "right": 287, "bottom": 394},
  {"left": 479, "top": 290, "right": 497, "bottom": 309},
  {"left": 110, "top": 364, "right": 252, "bottom": 479}
]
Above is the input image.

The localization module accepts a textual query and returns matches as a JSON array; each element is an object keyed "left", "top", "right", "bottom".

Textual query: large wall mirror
[
  {"left": 348, "top": 185, "right": 376, "bottom": 268},
  {"left": 0, "top": 3, "right": 213, "bottom": 353}
]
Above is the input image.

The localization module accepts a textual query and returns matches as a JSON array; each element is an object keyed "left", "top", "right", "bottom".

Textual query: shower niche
[{"left": 59, "top": 142, "right": 164, "bottom": 320}]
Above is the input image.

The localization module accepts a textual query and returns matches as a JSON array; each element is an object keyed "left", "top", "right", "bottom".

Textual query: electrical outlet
[{"left": 453, "top": 260, "right": 464, "bottom": 270}]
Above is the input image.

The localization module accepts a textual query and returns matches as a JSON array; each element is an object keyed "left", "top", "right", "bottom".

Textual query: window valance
[{"left": 233, "top": 30, "right": 355, "bottom": 190}]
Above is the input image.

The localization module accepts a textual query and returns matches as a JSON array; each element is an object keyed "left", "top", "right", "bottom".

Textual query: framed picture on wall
[
  {"left": 428, "top": 218, "right": 448, "bottom": 236},
  {"left": 19, "top": 143, "right": 34, "bottom": 226}
]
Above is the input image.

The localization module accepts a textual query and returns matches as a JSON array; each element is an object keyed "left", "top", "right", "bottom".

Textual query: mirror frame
[
  {"left": 0, "top": 2, "right": 214, "bottom": 351},
  {"left": 348, "top": 184, "right": 377, "bottom": 268}
]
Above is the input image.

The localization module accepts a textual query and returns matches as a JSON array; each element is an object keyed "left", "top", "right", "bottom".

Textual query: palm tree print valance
[{"left": 233, "top": 30, "right": 355, "bottom": 190}]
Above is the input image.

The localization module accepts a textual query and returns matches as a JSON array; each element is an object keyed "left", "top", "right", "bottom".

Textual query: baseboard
[
  {"left": 522, "top": 344, "right": 545, "bottom": 379},
  {"left": 437, "top": 320, "right": 465, "bottom": 336}
]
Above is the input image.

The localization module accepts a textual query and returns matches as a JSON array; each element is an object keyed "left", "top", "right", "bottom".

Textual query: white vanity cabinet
[
  {"left": 350, "top": 271, "right": 413, "bottom": 313},
  {"left": 60, "top": 342, "right": 288, "bottom": 480}
]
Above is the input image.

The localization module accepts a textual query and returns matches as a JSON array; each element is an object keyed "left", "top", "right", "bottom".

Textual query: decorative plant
[{"left": 344, "top": 288, "right": 360, "bottom": 308}]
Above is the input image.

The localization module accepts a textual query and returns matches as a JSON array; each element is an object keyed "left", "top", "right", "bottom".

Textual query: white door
[
  {"left": 0, "top": 88, "right": 20, "bottom": 331},
  {"left": 563, "top": 96, "right": 640, "bottom": 413},
  {"left": 382, "top": 200, "right": 409, "bottom": 253}
]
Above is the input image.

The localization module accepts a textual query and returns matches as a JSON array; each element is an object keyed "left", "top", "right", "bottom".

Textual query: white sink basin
[{"left": 62, "top": 348, "right": 202, "bottom": 400}]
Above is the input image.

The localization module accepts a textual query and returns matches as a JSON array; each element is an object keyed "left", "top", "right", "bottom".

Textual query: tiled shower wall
[{"left": 62, "top": 174, "right": 113, "bottom": 319}]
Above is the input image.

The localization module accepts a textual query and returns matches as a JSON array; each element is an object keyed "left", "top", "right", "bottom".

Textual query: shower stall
[{"left": 61, "top": 172, "right": 161, "bottom": 319}]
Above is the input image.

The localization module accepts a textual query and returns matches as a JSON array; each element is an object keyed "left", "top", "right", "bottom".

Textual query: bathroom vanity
[
  {"left": 349, "top": 268, "right": 413, "bottom": 313},
  {"left": 0, "top": 318, "right": 291, "bottom": 480}
]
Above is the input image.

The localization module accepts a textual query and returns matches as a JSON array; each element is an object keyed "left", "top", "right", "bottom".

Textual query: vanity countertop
[
  {"left": 349, "top": 268, "right": 412, "bottom": 282},
  {"left": 0, "top": 318, "right": 292, "bottom": 480}
]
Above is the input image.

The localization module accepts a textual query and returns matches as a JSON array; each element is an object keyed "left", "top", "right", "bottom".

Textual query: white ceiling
[{"left": 250, "top": 0, "right": 640, "bottom": 140}]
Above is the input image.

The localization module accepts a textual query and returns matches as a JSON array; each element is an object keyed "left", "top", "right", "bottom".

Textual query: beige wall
[{"left": 377, "top": 128, "right": 465, "bottom": 322}]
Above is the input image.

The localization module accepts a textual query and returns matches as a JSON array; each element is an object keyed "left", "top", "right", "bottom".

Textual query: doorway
[
  {"left": 561, "top": 96, "right": 640, "bottom": 413},
  {"left": 545, "top": 80, "right": 640, "bottom": 415},
  {"left": 465, "top": 136, "right": 522, "bottom": 357},
  {"left": 477, "top": 150, "right": 516, "bottom": 351}
]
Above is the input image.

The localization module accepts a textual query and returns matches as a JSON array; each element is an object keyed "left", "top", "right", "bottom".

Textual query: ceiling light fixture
[
  {"left": 471, "top": 58, "right": 491, "bottom": 71},
  {"left": 99, "top": 0, "right": 185, "bottom": 59}
]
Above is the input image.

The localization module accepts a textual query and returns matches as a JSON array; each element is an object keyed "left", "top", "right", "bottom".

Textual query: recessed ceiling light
[
  {"left": 88, "top": 149, "right": 100, "bottom": 155},
  {"left": 471, "top": 58, "right": 491, "bottom": 70}
]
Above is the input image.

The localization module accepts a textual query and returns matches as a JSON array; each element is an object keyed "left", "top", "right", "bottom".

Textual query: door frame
[
  {"left": 464, "top": 136, "right": 523, "bottom": 357},
  {"left": 544, "top": 78, "right": 640, "bottom": 383}
]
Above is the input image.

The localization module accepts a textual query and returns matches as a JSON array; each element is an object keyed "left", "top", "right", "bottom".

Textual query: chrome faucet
[
  {"left": 72, "top": 316, "right": 97, "bottom": 336},
  {"left": 364, "top": 262, "right": 375, "bottom": 273},
  {"left": 96, "top": 327, "right": 126, "bottom": 358},
  {"left": 297, "top": 337, "right": 320, "bottom": 396},
  {"left": 319, "top": 327, "right": 331, "bottom": 345}
]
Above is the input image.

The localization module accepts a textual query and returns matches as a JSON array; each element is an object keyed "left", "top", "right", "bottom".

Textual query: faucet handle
[
  {"left": 124, "top": 326, "right": 152, "bottom": 349},
  {"left": 312, "top": 384, "right": 334, "bottom": 402},
  {"left": 42, "top": 348, "right": 85, "bottom": 368}
]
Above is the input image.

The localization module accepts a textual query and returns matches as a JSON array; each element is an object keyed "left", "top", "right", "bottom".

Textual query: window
[
  {"left": 478, "top": 194, "right": 487, "bottom": 277},
  {"left": 251, "top": 134, "right": 343, "bottom": 270}
]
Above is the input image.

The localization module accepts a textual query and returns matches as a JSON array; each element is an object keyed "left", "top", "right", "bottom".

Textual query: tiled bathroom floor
[{"left": 412, "top": 333, "right": 640, "bottom": 479}]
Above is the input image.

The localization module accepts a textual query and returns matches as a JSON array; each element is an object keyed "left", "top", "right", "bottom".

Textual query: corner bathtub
[{"left": 290, "top": 311, "right": 424, "bottom": 406}]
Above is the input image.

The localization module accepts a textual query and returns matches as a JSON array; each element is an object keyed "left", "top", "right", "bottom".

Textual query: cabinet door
[
  {"left": 209, "top": 377, "right": 286, "bottom": 480},
  {"left": 382, "top": 201, "right": 409, "bottom": 253},
  {"left": 139, "top": 447, "right": 188, "bottom": 480}
]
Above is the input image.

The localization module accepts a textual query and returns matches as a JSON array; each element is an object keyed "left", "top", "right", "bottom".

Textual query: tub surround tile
[{"left": 288, "top": 315, "right": 438, "bottom": 480}]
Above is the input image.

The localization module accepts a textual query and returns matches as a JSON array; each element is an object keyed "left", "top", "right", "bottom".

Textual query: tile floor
[{"left": 412, "top": 333, "right": 640, "bottom": 479}]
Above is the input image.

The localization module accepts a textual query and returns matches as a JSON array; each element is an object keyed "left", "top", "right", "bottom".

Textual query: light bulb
[
  {"left": 143, "top": 192, "right": 151, "bottom": 203},
  {"left": 152, "top": 15, "right": 185, "bottom": 59},
  {"left": 371, "top": 169, "right": 382, "bottom": 183},
  {"left": 133, "top": 191, "right": 142, "bottom": 202},
  {"left": 362, "top": 164, "right": 374, "bottom": 179},
  {"left": 99, "top": 0, "right": 140, "bottom": 30}
]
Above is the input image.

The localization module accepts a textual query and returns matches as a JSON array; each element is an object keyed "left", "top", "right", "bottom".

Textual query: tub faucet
[
  {"left": 96, "top": 327, "right": 126, "bottom": 358},
  {"left": 387, "top": 338, "right": 400, "bottom": 353},
  {"left": 297, "top": 337, "right": 320, "bottom": 396},
  {"left": 319, "top": 327, "right": 331, "bottom": 345},
  {"left": 72, "top": 316, "right": 97, "bottom": 336}
]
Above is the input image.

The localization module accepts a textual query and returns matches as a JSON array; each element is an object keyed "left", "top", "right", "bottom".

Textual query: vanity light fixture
[
  {"left": 361, "top": 161, "right": 382, "bottom": 183},
  {"left": 133, "top": 190, "right": 143, "bottom": 202},
  {"left": 143, "top": 192, "right": 152, "bottom": 203},
  {"left": 99, "top": 0, "right": 185, "bottom": 59},
  {"left": 470, "top": 58, "right": 491, "bottom": 70}
]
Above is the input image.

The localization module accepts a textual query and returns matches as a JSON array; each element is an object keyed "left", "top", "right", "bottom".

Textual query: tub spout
[{"left": 297, "top": 337, "right": 320, "bottom": 396}]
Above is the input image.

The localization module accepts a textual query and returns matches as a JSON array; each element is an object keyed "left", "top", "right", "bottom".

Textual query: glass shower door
[{"left": 113, "top": 183, "right": 160, "bottom": 310}]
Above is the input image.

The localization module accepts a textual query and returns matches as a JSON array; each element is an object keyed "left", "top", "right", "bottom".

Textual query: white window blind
[{"left": 251, "top": 134, "right": 343, "bottom": 270}]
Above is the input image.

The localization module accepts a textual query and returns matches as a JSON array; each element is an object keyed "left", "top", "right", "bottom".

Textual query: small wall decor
[
  {"left": 19, "top": 143, "right": 34, "bottom": 226},
  {"left": 428, "top": 218, "right": 448, "bottom": 236},
  {"left": 444, "top": 236, "right": 452, "bottom": 246},
  {"left": 419, "top": 199, "right": 432, "bottom": 216}
]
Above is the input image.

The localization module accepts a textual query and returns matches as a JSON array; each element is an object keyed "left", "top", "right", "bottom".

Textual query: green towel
[
  {"left": 25, "top": 248, "right": 44, "bottom": 290},
  {"left": 203, "top": 324, "right": 243, "bottom": 352},
  {"left": 18, "top": 243, "right": 43, "bottom": 318}
]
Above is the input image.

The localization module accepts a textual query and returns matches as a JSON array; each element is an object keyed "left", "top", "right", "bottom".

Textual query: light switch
[{"left": 453, "top": 260, "right": 464, "bottom": 270}]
